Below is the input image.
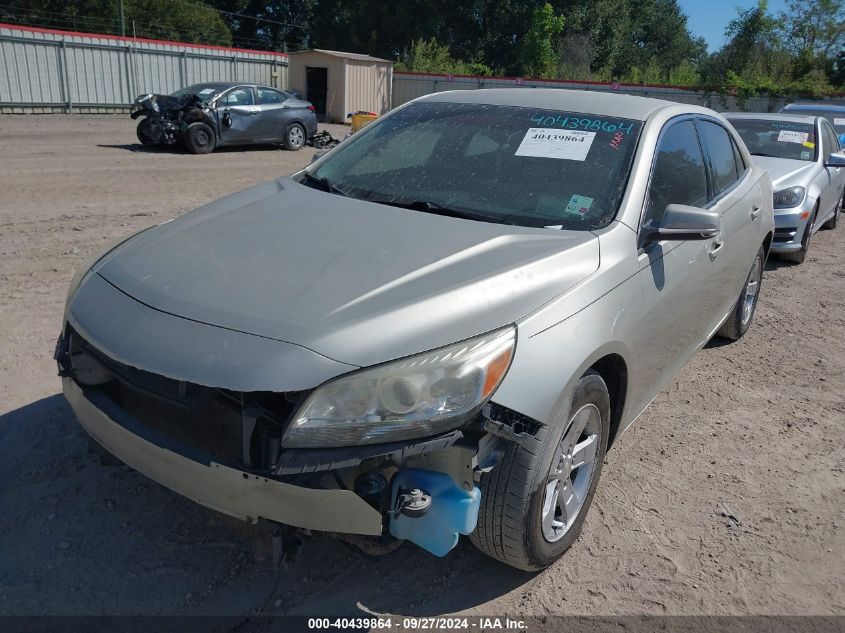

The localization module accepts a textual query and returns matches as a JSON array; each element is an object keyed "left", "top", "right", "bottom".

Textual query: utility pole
[{"left": 119, "top": 0, "right": 126, "bottom": 37}]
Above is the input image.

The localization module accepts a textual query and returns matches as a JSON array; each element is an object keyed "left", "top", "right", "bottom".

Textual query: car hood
[
  {"left": 752, "top": 155, "right": 818, "bottom": 189},
  {"left": 94, "top": 178, "right": 599, "bottom": 368}
]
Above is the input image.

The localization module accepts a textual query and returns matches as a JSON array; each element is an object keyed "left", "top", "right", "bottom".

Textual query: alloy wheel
[
  {"left": 741, "top": 254, "right": 762, "bottom": 326},
  {"left": 541, "top": 403, "right": 601, "bottom": 543}
]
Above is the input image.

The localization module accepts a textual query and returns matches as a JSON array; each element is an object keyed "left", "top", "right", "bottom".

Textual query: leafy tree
[
  {"left": 0, "top": 0, "right": 232, "bottom": 44},
  {"left": 396, "top": 38, "right": 492, "bottom": 75},
  {"left": 519, "top": 3, "right": 565, "bottom": 78}
]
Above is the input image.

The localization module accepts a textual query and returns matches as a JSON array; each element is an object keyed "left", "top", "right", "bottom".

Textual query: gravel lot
[{"left": 0, "top": 115, "right": 843, "bottom": 620}]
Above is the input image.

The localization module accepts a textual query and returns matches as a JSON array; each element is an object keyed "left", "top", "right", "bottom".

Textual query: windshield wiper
[
  {"left": 299, "top": 172, "right": 348, "bottom": 196},
  {"left": 368, "top": 199, "right": 514, "bottom": 225}
]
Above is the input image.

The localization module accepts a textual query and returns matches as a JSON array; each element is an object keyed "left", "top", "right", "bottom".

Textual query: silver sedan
[
  {"left": 725, "top": 112, "right": 845, "bottom": 263},
  {"left": 58, "top": 89, "right": 774, "bottom": 571}
]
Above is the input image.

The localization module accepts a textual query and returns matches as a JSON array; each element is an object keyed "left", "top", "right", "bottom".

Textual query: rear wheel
[
  {"left": 717, "top": 245, "right": 764, "bottom": 341},
  {"left": 283, "top": 122, "right": 306, "bottom": 151},
  {"left": 184, "top": 122, "right": 216, "bottom": 154},
  {"left": 780, "top": 206, "right": 816, "bottom": 264},
  {"left": 470, "top": 370, "right": 609, "bottom": 571},
  {"left": 136, "top": 119, "right": 157, "bottom": 146}
]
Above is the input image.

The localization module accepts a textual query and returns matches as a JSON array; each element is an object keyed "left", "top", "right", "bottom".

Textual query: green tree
[
  {"left": 396, "top": 38, "right": 492, "bottom": 75},
  {"left": 519, "top": 3, "right": 565, "bottom": 78},
  {"left": 0, "top": 0, "right": 232, "bottom": 45}
]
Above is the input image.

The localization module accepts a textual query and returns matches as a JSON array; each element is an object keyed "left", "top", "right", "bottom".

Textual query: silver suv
[{"left": 57, "top": 89, "right": 774, "bottom": 571}]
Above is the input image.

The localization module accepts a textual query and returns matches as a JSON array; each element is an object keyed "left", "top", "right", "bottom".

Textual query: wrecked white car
[{"left": 57, "top": 89, "right": 773, "bottom": 570}]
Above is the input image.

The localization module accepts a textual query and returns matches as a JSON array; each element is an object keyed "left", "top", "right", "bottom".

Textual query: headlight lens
[
  {"left": 282, "top": 326, "right": 516, "bottom": 448},
  {"left": 773, "top": 186, "right": 805, "bottom": 209}
]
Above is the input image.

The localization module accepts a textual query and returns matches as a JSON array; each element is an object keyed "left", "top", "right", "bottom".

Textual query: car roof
[
  {"left": 185, "top": 82, "right": 285, "bottom": 92},
  {"left": 723, "top": 112, "right": 817, "bottom": 124},
  {"left": 418, "top": 88, "right": 680, "bottom": 121},
  {"left": 781, "top": 103, "right": 845, "bottom": 114}
]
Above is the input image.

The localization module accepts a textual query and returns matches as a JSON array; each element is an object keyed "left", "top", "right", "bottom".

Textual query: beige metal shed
[{"left": 287, "top": 49, "right": 393, "bottom": 123}]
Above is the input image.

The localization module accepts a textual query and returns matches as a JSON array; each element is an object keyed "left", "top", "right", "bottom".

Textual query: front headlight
[
  {"left": 282, "top": 326, "right": 516, "bottom": 448},
  {"left": 773, "top": 186, "right": 805, "bottom": 209}
]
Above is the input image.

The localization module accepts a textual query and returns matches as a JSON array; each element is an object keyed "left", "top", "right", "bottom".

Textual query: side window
[
  {"left": 697, "top": 120, "right": 740, "bottom": 198},
  {"left": 731, "top": 136, "right": 747, "bottom": 178},
  {"left": 257, "top": 88, "right": 286, "bottom": 105},
  {"left": 220, "top": 88, "right": 254, "bottom": 106},
  {"left": 644, "top": 120, "right": 708, "bottom": 227}
]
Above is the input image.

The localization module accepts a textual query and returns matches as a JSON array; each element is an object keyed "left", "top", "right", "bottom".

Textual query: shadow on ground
[{"left": 0, "top": 394, "right": 532, "bottom": 616}]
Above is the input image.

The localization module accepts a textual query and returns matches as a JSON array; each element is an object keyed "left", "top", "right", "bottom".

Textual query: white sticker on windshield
[
  {"left": 835, "top": 118, "right": 845, "bottom": 126},
  {"left": 778, "top": 130, "right": 809, "bottom": 144},
  {"left": 515, "top": 129, "right": 596, "bottom": 161},
  {"left": 198, "top": 88, "right": 216, "bottom": 95}
]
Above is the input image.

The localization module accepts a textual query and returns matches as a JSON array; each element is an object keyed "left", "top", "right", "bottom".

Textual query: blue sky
[{"left": 680, "top": 0, "right": 788, "bottom": 51}]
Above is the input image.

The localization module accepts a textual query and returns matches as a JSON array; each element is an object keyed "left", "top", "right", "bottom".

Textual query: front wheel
[
  {"left": 780, "top": 207, "right": 816, "bottom": 264},
  {"left": 283, "top": 122, "right": 306, "bottom": 151},
  {"left": 470, "top": 371, "right": 610, "bottom": 571},
  {"left": 184, "top": 122, "right": 216, "bottom": 154},
  {"left": 823, "top": 195, "right": 841, "bottom": 230},
  {"left": 717, "top": 245, "right": 765, "bottom": 341},
  {"left": 136, "top": 119, "right": 157, "bottom": 146}
]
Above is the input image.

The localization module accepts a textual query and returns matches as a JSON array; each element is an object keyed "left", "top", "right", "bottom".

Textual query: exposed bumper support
[{"left": 63, "top": 377, "right": 383, "bottom": 535}]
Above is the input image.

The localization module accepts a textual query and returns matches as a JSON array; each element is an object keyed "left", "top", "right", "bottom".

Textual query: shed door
[{"left": 306, "top": 67, "right": 328, "bottom": 122}]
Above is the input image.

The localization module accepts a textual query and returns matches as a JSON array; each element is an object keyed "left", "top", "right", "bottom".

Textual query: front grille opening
[{"left": 65, "top": 326, "right": 301, "bottom": 471}]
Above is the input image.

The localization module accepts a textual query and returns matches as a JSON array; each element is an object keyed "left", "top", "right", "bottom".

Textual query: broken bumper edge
[{"left": 62, "top": 377, "right": 383, "bottom": 536}]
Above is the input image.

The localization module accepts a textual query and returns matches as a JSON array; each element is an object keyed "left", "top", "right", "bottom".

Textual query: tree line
[{"left": 2, "top": 0, "right": 843, "bottom": 96}]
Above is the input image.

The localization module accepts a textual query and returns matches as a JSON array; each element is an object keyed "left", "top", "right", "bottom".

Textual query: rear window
[
  {"left": 730, "top": 118, "right": 817, "bottom": 161},
  {"left": 697, "top": 120, "right": 741, "bottom": 198},
  {"left": 307, "top": 101, "right": 643, "bottom": 230}
]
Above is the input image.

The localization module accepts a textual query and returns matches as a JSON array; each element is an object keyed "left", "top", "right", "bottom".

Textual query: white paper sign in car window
[
  {"left": 777, "top": 130, "right": 809, "bottom": 144},
  {"left": 834, "top": 118, "right": 845, "bottom": 126},
  {"left": 516, "top": 129, "right": 596, "bottom": 161}
]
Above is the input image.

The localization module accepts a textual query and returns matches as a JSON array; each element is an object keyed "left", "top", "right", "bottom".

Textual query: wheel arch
[{"left": 587, "top": 354, "right": 628, "bottom": 449}]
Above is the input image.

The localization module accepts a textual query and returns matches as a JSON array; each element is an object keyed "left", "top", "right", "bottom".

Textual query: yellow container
[{"left": 350, "top": 113, "right": 378, "bottom": 132}]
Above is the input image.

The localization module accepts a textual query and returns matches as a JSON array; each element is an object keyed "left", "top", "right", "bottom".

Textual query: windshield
[
  {"left": 171, "top": 85, "right": 221, "bottom": 102},
  {"left": 303, "top": 101, "right": 642, "bottom": 230},
  {"left": 729, "top": 118, "right": 817, "bottom": 162}
]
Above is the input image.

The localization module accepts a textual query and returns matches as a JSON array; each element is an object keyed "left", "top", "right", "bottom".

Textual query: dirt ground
[{"left": 0, "top": 115, "right": 843, "bottom": 620}]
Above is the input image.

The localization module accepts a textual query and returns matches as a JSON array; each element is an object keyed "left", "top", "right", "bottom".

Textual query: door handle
[
  {"left": 709, "top": 239, "right": 725, "bottom": 261},
  {"left": 750, "top": 205, "right": 761, "bottom": 220}
]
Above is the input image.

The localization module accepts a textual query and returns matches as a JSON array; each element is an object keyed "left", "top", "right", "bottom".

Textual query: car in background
[
  {"left": 132, "top": 82, "right": 318, "bottom": 154},
  {"left": 59, "top": 89, "right": 773, "bottom": 571},
  {"left": 780, "top": 103, "right": 845, "bottom": 146},
  {"left": 725, "top": 112, "right": 845, "bottom": 263}
]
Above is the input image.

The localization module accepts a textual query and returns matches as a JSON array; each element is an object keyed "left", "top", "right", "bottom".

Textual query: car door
[
  {"left": 254, "top": 87, "right": 292, "bottom": 142},
  {"left": 630, "top": 117, "right": 719, "bottom": 399},
  {"left": 694, "top": 118, "right": 760, "bottom": 323},
  {"left": 821, "top": 121, "right": 845, "bottom": 220},
  {"left": 214, "top": 86, "right": 261, "bottom": 145}
]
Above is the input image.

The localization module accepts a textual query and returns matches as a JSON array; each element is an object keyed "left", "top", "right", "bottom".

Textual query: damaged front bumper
[
  {"left": 63, "top": 376, "right": 384, "bottom": 535},
  {"left": 57, "top": 327, "right": 529, "bottom": 556}
]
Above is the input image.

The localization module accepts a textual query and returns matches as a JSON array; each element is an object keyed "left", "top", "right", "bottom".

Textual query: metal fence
[
  {"left": 0, "top": 23, "right": 289, "bottom": 113},
  {"left": 392, "top": 71, "right": 845, "bottom": 113}
]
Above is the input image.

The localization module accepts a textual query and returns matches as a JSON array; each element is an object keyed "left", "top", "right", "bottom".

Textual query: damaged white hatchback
[{"left": 58, "top": 89, "right": 774, "bottom": 570}]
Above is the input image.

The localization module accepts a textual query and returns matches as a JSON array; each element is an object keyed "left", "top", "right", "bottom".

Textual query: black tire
[
  {"left": 184, "top": 122, "right": 216, "bottom": 154},
  {"left": 136, "top": 119, "right": 157, "bottom": 146},
  {"left": 823, "top": 195, "right": 841, "bottom": 230},
  {"left": 780, "top": 206, "right": 816, "bottom": 264},
  {"left": 283, "top": 122, "right": 306, "bottom": 151},
  {"left": 470, "top": 370, "right": 610, "bottom": 571},
  {"left": 717, "top": 245, "right": 765, "bottom": 341}
]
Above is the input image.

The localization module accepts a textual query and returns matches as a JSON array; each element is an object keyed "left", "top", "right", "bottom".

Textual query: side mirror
[
  {"left": 825, "top": 151, "right": 845, "bottom": 167},
  {"left": 644, "top": 204, "right": 720, "bottom": 243}
]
